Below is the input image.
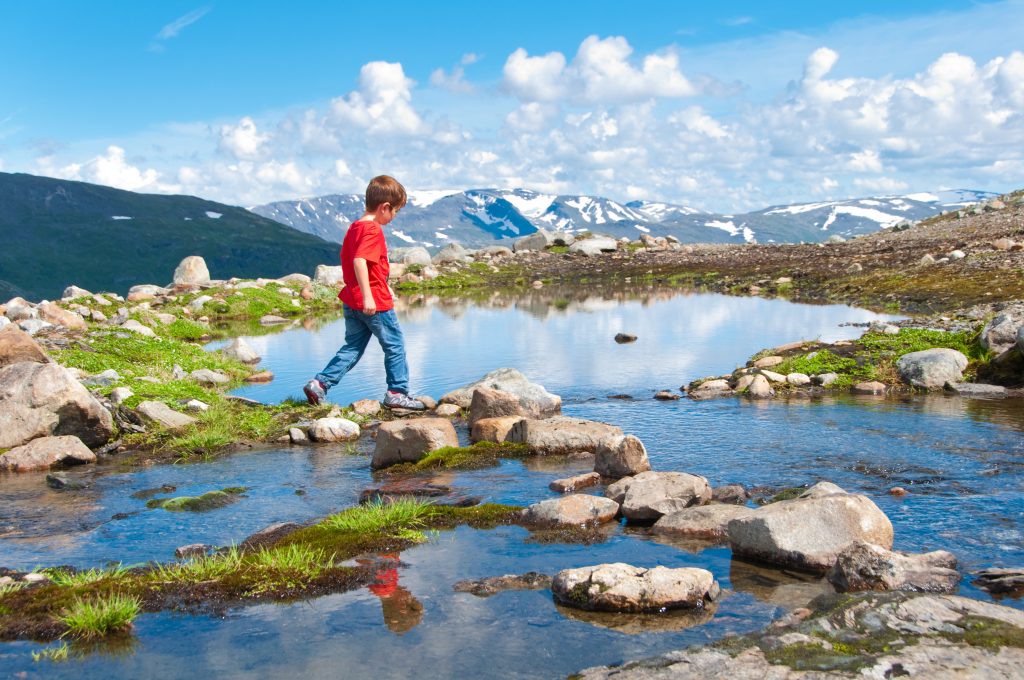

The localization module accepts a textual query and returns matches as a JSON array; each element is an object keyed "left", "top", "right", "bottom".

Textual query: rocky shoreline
[{"left": 2, "top": 193, "right": 1023, "bottom": 671}]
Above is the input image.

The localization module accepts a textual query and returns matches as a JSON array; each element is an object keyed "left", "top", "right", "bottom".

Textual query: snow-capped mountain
[{"left": 250, "top": 188, "right": 996, "bottom": 250}]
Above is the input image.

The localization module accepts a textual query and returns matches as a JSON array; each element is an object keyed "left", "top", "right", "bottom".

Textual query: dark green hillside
[{"left": 0, "top": 172, "right": 340, "bottom": 301}]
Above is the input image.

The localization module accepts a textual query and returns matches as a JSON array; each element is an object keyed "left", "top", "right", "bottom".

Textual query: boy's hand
[{"left": 363, "top": 295, "right": 377, "bottom": 315}]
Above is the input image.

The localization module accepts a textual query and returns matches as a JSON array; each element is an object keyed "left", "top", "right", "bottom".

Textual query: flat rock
[
  {"left": 569, "top": 236, "right": 619, "bottom": 257},
  {"left": 947, "top": 382, "right": 1009, "bottom": 397},
  {"left": 434, "top": 403, "right": 461, "bottom": 417},
  {"left": 350, "top": 399, "right": 381, "bottom": 417},
  {"left": 653, "top": 390, "right": 679, "bottom": 400},
  {"left": 552, "top": 563, "right": 719, "bottom": 613},
  {"left": 136, "top": 401, "right": 197, "bottom": 430},
  {"left": 728, "top": 492, "right": 894, "bottom": 572},
  {"left": 0, "top": 361, "right": 114, "bottom": 448},
  {"left": 259, "top": 315, "right": 289, "bottom": 325},
  {"left": 509, "top": 416, "right": 623, "bottom": 455},
  {"left": 0, "top": 326, "right": 50, "bottom": 367},
  {"left": 121, "top": 319, "right": 156, "bottom": 337},
  {"left": 828, "top": 540, "right": 959, "bottom": 593},
  {"left": 711, "top": 484, "right": 748, "bottom": 504},
  {"left": 190, "top": 369, "right": 230, "bottom": 385},
  {"left": 244, "top": 371, "right": 273, "bottom": 383},
  {"left": 470, "top": 415, "right": 523, "bottom": 443},
  {"left": 753, "top": 355, "right": 784, "bottom": 368},
  {"left": 308, "top": 417, "right": 360, "bottom": 442},
  {"left": 594, "top": 434, "right": 651, "bottom": 479},
  {"left": 439, "top": 368, "right": 561, "bottom": 414},
  {"left": 550, "top": 472, "right": 602, "bottom": 493},
  {"left": 688, "top": 379, "right": 733, "bottom": 400},
  {"left": 973, "top": 567, "right": 1024, "bottom": 594},
  {"left": 371, "top": 418, "right": 459, "bottom": 469},
  {"left": 652, "top": 504, "right": 755, "bottom": 540},
  {"left": 0, "top": 435, "right": 96, "bottom": 472},
  {"left": 522, "top": 494, "right": 620, "bottom": 526},
  {"left": 853, "top": 380, "right": 887, "bottom": 394},
  {"left": 37, "top": 302, "right": 86, "bottom": 330},
  {"left": 896, "top": 348, "right": 969, "bottom": 389},
  {"left": 605, "top": 471, "right": 712, "bottom": 522}
]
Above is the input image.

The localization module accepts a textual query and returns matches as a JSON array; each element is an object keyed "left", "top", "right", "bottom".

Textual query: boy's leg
[
  {"left": 370, "top": 310, "right": 410, "bottom": 394},
  {"left": 314, "top": 307, "right": 373, "bottom": 390}
]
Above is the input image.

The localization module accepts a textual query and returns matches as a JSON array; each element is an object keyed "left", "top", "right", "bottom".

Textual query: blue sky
[{"left": 2, "top": 1, "right": 1022, "bottom": 211}]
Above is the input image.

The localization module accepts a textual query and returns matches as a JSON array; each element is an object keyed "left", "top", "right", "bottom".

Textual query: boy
[{"left": 303, "top": 175, "right": 424, "bottom": 410}]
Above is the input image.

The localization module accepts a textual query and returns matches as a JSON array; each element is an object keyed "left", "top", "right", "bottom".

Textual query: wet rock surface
[
  {"left": 371, "top": 418, "right": 459, "bottom": 469},
  {"left": 509, "top": 416, "right": 623, "bottom": 454},
  {"left": 827, "top": 540, "right": 960, "bottom": 593},
  {"left": 606, "top": 471, "right": 712, "bottom": 522},
  {"left": 575, "top": 591, "right": 1024, "bottom": 679},
  {"left": 453, "top": 572, "right": 552, "bottom": 597},
  {"left": 522, "top": 495, "right": 620, "bottom": 526},
  {"left": 652, "top": 504, "right": 754, "bottom": 541}
]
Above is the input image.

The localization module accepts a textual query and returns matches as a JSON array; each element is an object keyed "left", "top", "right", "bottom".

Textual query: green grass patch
[
  {"left": 158, "top": 318, "right": 211, "bottom": 341},
  {"left": 59, "top": 593, "right": 140, "bottom": 639},
  {"left": 54, "top": 331, "right": 246, "bottom": 381},
  {"left": 43, "top": 565, "right": 128, "bottom": 588},
  {"left": 546, "top": 245, "right": 570, "bottom": 254},
  {"left": 319, "top": 499, "right": 432, "bottom": 536},
  {"left": 386, "top": 441, "right": 531, "bottom": 472},
  {"left": 151, "top": 546, "right": 244, "bottom": 584}
]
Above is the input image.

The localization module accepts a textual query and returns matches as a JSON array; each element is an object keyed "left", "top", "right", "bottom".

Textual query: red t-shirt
[{"left": 338, "top": 219, "right": 393, "bottom": 312}]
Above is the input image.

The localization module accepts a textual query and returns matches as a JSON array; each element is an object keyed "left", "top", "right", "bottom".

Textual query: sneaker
[
  {"left": 303, "top": 379, "right": 327, "bottom": 406},
  {"left": 383, "top": 390, "right": 425, "bottom": 410}
]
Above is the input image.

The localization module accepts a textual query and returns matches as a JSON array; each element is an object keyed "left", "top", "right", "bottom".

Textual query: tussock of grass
[
  {"left": 387, "top": 441, "right": 531, "bottom": 472},
  {"left": 320, "top": 499, "right": 432, "bottom": 535},
  {"left": 158, "top": 318, "right": 210, "bottom": 341},
  {"left": 43, "top": 565, "right": 128, "bottom": 588},
  {"left": 151, "top": 546, "right": 244, "bottom": 584},
  {"left": 59, "top": 593, "right": 140, "bottom": 639}
]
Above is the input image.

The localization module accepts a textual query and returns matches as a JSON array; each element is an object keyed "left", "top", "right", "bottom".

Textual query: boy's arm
[{"left": 353, "top": 257, "right": 376, "bottom": 314}]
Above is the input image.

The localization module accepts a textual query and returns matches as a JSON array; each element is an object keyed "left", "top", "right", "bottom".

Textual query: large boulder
[
  {"left": 552, "top": 563, "right": 719, "bottom": 612},
  {"left": 0, "top": 362, "right": 113, "bottom": 448},
  {"left": 827, "top": 540, "right": 960, "bottom": 593},
  {"left": 136, "top": 401, "right": 197, "bottom": 430},
  {"left": 371, "top": 418, "right": 459, "bottom": 469},
  {"left": 652, "top": 504, "right": 755, "bottom": 541},
  {"left": 37, "top": 302, "right": 86, "bottom": 330},
  {"left": 0, "top": 326, "right": 50, "bottom": 367},
  {"left": 314, "top": 265, "right": 344, "bottom": 287},
  {"left": 605, "top": 471, "right": 712, "bottom": 522},
  {"left": 439, "top": 368, "right": 561, "bottom": 414},
  {"left": 521, "top": 495, "right": 620, "bottom": 526},
  {"left": 594, "top": 434, "right": 651, "bottom": 479},
  {"left": 468, "top": 386, "right": 541, "bottom": 425},
  {"left": 569, "top": 236, "right": 618, "bottom": 257},
  {"left": 728, "top": 492, "right": 894, "bottom": 572},
  {"left": 513, "top": 229, "right": 553, "bottom": 252},
  {"left": 980, "top": 313, "right": 1020, "bottom": 354},
  {"left": 432, "top": 243, "right": 467, "bottom": 264},
  {"left": 470, "top": 416, "right": 523, "bottom": 443},
  {"left": 173, "top": 256, "right": 211, "bottom": 285},
  {"left": 400, "top": 247, "right": 432, "bottom": 266},
  {"left": 308, "top": 417, "right": 360, "bottom": 442},
  {"left": 896, "top": 348, "right": 969, "bottom": 388},
  {"left": 508, "top": 416, "right": 622, "bottom": 455},
  {"left": 0, "top": 435, "right": 96, "bottom": 472}
]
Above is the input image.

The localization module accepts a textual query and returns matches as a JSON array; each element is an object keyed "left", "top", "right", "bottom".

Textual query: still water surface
[{"left": 2, "top": 287, "right": 1022, "bottom": 678}]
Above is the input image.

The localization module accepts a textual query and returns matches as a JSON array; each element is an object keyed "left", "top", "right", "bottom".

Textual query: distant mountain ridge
[
  {"left": 251, "top": 188, "right": 995, "bottom": 249},
  {"left": 0, "top": 172, "right": 340, "bottom": 301}
]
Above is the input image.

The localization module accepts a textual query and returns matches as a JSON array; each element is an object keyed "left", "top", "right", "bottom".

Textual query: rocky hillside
[
  {"left": 0, "top": 172, "right": 340, "bottom": 301},
  {"left": 250, "top": 188, "right": 995, "bottom": 248}
]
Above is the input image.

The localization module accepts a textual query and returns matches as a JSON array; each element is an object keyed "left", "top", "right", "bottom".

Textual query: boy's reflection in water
[{"left": 358, "top": 553, "right": 423, "bottom": 634}]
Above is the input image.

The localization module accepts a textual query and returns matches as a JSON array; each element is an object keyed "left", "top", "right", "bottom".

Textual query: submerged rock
[
  {"left": 828, "top": 540, "right": 959, "bottom": 593},
  {"left": 148, "top": 487, "right": 247, "bottom": 512},
  {"left": 454, "top": 572, "right": 552, "bottom": 597},
  {"left": 549, "top": 472, "right": 602, "bottom": 493},
  {"left": 605, "top": 471, "right": 712, "bottom": 522},
  {"left": 973, "top": 567, "right": 1024, "bottom": 595},
  {"left": 552, "top": 563, "right": 719, "bottom": 613}
]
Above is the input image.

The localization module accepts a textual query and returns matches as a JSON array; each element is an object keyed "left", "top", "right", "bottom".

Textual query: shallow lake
[{"left": 3, "top": 286, "right": 1022, "bottom": 678}]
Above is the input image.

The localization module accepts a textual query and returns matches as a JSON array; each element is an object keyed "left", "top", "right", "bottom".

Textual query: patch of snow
[
  {"left": 503, "top": 192, "right": 554, "bottom": 218},
  {"left": 833, "top": 205, "right": 903, "bottom": 226},
  {"left": 111, "top": 215, "right": 133, "bottom": 220},
  {"left": 184, "top": 217, "right": 192, "bottom": 221},
  {"left": 634, "top": 224, "right": 651, "bottom": 233},
  {"left": 205, "top": 211, "right": 223, "bottom": 219},
  {"left": 390, "top": 230, "right": 416, "bottom": 244},
  {"left": 296, "top": 204, "right": 306, "bottom": 217},
  {"left": 859, "top": 199, "right": 882, "bottom": 206},
  {"left": 705, "top": 219, "right": 739, "bottom": 236},
  {"left": 821, "top": 210, "right": 838, "bottom": 231},
  {"left": 904, "top": 192, "right": 940, "bottom": 202},
  {"left": 409, "top": 189, "right": 462, "bottom": 207},
  {"left": 765, "top": 201, "right": 835, "bottom": 215},
  {"left": 742, "top": 226, "right": 756, "bottom": 243},
  {"left": 434, "top": 231, "right": 449, "bottom": 240}
]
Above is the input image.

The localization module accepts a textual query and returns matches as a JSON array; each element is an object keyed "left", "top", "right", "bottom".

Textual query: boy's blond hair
[{"left": 365, "top": 175, "right": 407, "bottom": 212}]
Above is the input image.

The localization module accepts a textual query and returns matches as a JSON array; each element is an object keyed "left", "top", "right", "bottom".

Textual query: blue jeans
[{"left": 316, "top": 305, "right": 410, "bottom": 394}]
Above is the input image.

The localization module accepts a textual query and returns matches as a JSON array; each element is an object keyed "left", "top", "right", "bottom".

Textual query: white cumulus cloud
[
  {"left": 218, "top": 117, "right": 269, "bottom": 159},
  {"left": 330, "top": 61, "right": 424, "bottom": 134}
]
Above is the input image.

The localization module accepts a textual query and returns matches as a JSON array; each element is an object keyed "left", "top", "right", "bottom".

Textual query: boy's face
[{"left": 379, "top": 202, "right": 402, "bottom": 226}]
